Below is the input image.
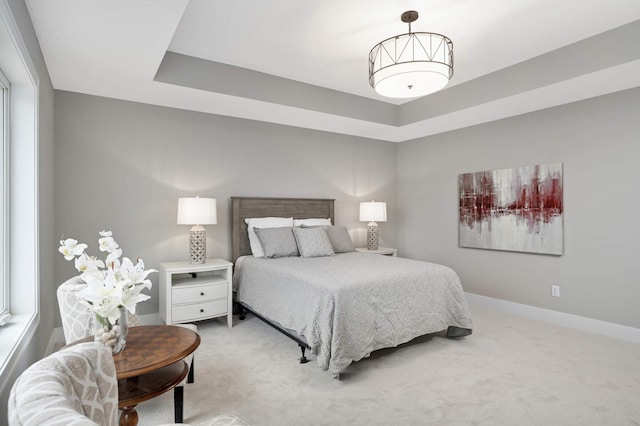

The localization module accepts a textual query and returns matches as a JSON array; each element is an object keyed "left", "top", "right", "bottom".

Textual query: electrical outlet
[{"left": 551, "top": 285, "right": 560, "bottom": 297}]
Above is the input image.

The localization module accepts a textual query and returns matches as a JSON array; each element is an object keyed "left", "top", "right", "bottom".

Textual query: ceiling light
[{"left": 369, "top": 10, "right": 454, "bottom": 99}]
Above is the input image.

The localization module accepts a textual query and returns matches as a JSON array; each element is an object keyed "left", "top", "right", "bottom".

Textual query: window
[
  {"left": 0, "top": 0, "right": 40, "bottom": 392},
  {"left": 0, "top": 68, "right": 7, "bottom": 325}
]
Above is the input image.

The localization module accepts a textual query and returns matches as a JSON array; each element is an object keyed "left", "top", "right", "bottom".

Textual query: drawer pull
[
  {"left": 200, "top": 292, "right": 205, "bottom": 296},
  {"left": 200, "top": 309, "right": 204, "bottom": 313}
]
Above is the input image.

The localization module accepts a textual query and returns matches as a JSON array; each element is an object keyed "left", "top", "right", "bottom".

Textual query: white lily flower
[
  {"left": 58, "top": 238, "right": 88, "bottom": 261},
  {"left": 121, "top": 283, "right": 152, "bottom": 314},
  {"left": 105, "top": 248, "right": 122, "bottom": 269},
  {"left": 120, "top": 257, "right": 156, "bottom": 286},
  {"left": 92, "top": 296, "right": 123, "bottom": 323},
  {"left": 99, "top": 234, "right": 119, "bottom": 253},
  {"left": 59, "top": 231, "right": 154, "bottom": 327},
  {"left": 74, "top": 253, "right": 105, "bottom": 273},
  {"left": 85, "top": 269, "right": 133, "bottom": 318},
  {"left": 81, "top": 268, "right": 105, "bottom": 284},
  {"left": 79, "top": 269, "right": 116, "bottom": 303}
]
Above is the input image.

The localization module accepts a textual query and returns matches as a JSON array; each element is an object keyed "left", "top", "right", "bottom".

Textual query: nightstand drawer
[
  {"left": 172, "top": 299, "right": 227, "bottom": 323},
  {"left": 172, "top": 283, "right": 227, "bottom": 305}
]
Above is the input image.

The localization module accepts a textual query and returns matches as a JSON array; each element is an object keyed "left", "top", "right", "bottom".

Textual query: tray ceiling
[{"left": 25, "top": 0, "right": 640, "bottom": 142}]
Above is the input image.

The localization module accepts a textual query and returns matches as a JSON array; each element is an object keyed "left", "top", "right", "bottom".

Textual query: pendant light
[{"left": 369, "top": 10, "right": 454, "bottom": 98}]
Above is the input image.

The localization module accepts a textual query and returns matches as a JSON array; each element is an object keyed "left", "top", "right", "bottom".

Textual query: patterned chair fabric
[
  {"left": 8, "top": 342, "right": 118, "bottom": 426},
  {"left": 57, "top": 275, "right": 197, "bottom": 423}
]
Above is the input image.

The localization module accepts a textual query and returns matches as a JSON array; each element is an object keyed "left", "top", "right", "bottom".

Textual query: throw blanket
[{"left": 234, "top": 252, "right": 473, "bottom": 376}]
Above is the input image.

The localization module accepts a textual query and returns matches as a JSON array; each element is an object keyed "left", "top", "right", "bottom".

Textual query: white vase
[{"left": 93, "top": 307, "right": 128, "bottom": 354}]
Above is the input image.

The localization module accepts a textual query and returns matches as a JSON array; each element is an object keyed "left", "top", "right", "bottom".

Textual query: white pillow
[
  {"left": 245, "top": 217, "right": 293, "bottom": 257},
  {"left": 293, "top": 218, "right": 332, "bottom": 227}
]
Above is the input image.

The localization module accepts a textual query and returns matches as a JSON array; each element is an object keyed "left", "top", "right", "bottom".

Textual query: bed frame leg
[
  {"left": 299, "top": 344, "right": 309, "bottom": 364},
  {"left": 239, "top": 302, "right": 311, "bottom": 363}
]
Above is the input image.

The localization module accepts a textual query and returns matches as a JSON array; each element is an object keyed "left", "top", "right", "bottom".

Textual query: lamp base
[
  {"left": 367, "top": 222, "right": 379, "bottom": 250},
  {"left": 189, "top": 225, "right": 206, "bottom": 264}
]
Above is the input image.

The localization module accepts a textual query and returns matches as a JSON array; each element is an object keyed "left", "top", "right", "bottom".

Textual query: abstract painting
[{"left": 458, "top": 163, "right": 563, "bottom": 255}]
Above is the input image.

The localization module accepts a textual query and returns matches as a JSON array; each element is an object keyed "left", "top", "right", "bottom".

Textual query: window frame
[
  {"left": 0, "top": 67, "right": 9, "bottom": 322},
  {"left": 0, "top": 0, "right": 40, "bottom": 397}
]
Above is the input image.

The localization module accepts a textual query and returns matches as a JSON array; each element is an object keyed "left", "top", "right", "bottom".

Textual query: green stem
[{"left": 95, "top": 314, "right": 111, "bottom": 329}]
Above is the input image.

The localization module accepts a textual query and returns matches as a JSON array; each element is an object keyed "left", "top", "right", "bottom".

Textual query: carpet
[{"left": 137, "top": 301, "right": 640, "bottom": 425}]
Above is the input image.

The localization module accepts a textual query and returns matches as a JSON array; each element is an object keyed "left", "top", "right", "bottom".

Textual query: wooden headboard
[{"left": 231, "top": 197, "right": 335, "bottom": 263}]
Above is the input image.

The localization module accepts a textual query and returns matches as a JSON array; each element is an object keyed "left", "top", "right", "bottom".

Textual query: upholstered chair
[
  {"left": 8, "top": 342, "right": 118, "bottom": 426},
  {"left": 57, "top": 275, "right": 197, "bottom": 423}
]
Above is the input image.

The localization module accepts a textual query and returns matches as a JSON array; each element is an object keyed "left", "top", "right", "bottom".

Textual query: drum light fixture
[{"left": 369, "top": 10, "right": 453, "bottom": 99}]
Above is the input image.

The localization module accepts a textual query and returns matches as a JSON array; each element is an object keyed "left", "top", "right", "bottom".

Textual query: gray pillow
[
  {"left": 292, "top": 227, "right": 335, "bottom": 258},
  {"left": 325, "top": 226, "right": 355, "bottom": 253},
  {"left": 254, "top": 227, "right": 299, "bottom": 258}
]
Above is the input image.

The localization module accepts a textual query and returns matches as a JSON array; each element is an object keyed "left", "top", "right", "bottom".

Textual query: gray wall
[
  {"left": 397, "top": 87, "right": 640, "bottom": 329},
  {"left": 54, "top": 87, "right": 640, "bottom": 330},
  {"left": 54, "top": 91, "right": 397, "bottom": 319},
  {"left": 0, "top": 0, "right": 56, "bottom": 419}
]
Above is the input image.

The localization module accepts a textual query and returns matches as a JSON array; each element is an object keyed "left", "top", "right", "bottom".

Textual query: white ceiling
[{"left": 25, "top": 0, "right": 640, "bottom": 142}]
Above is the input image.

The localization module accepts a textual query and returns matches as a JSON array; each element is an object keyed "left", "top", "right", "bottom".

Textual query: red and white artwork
[{"left": 458, "top": 163, "right": 563, "bottom": 255}]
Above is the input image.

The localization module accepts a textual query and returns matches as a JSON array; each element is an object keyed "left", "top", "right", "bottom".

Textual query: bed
[{"left": 231, "top": 197, "right": 473, "bottom": 377}]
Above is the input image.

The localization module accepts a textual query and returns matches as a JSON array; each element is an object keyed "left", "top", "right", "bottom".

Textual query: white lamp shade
[
  {"left": 373, "top": 62, "right": 450, "bottom": 98},
  {"left": 177, "top": 197, "right": 217, "bottom": 225},
  {"left": 360, "top": 201, "right": 387, "bottom": 222}
]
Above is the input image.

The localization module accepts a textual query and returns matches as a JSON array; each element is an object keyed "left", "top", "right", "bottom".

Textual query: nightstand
[
  {"left": 355, "top": 247, "right": 398, "bottom": 256},
  {"left": 159, "top": 258, "right": 233, "bottom": 327}
]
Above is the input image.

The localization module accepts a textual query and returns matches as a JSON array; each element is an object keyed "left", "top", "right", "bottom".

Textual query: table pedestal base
[
  {"left": 119, "top": 405, "right": 139, "bottom": 426},
  {"left": 118, "top": 362, "right": 189, "bottom": 426}
]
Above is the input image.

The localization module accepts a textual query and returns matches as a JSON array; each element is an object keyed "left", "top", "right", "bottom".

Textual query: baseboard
[
  {"left": 48, "top": 313, "right": 161, "bottom": 355},
  {"left": 465, "top": 292, "right": 640, "bottom": 344}
]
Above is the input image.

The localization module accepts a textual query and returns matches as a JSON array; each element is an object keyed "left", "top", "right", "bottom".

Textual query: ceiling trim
[{"left": 152, "top": 20, "right": 640, "bottom": 142}]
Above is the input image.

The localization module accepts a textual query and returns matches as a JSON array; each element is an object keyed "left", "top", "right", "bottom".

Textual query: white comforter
[{"left": 234, "top": 252, "right": 473, "bottom": 376}]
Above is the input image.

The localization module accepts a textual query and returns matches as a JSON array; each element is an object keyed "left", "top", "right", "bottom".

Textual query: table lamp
[
  {"left": 360, "top": 201, "right": 387, "bottom": 250},
  {"left": 177, "top": 196, "right": 217, "bottom": 263}
]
